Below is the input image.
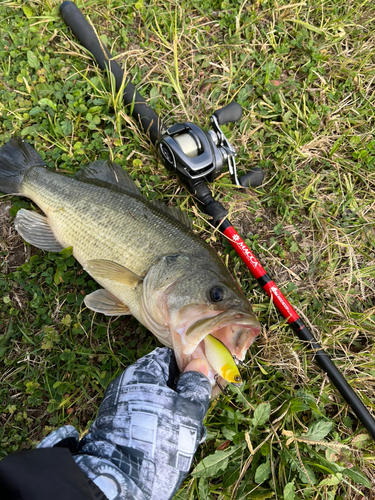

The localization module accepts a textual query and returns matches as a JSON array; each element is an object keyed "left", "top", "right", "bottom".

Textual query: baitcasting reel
[{"left": 156, "top": 102, "right": 264, "bottom": 190}]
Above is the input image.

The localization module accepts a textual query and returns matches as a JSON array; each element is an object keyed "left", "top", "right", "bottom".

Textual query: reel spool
[{"left": 156, "top": 102, "right": 264, "bottom": 188}]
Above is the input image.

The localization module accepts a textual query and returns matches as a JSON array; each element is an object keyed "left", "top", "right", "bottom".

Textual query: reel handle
[
  {"left": 238, "top": 168, "right": 264, "bottom": 188},
  {"left": 213, "top": 102, "right": 243, "bottom": 125}
]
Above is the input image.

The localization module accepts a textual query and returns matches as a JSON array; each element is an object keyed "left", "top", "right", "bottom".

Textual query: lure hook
[{"left": 214, "top": 373, "right": 228, "bottom": 396}]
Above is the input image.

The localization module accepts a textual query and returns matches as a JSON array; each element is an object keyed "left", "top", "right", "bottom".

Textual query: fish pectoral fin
[
  {"left": 84, "top": 289, "right": 130, "bottom": 316},
  {"left": 84, "top": 259, "right": 144, "bottom": 286},
  {"left": 14, "top": 209, "right": 63, "bottom": 252}
]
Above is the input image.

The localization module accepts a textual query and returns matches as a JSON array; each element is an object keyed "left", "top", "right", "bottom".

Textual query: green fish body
[{"left": 0, "top": 138, "right": 260, "bottom": 393}]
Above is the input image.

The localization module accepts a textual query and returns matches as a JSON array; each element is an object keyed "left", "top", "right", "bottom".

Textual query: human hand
[{"left": 71, "top": 347, "right": 211, "bottom": 500}]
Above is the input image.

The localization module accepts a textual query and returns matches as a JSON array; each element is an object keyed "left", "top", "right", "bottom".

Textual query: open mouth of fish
[{"left": 175, "top": 310, "right": 261, "bottom": 392}]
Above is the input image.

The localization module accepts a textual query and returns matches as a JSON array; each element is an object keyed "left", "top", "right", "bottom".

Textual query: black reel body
[
  {"left": 156, "top": 102, "right": 264, "bottom": 189},
  {"left": 157, "top": 122, "right": 223, "bottom": 183}
]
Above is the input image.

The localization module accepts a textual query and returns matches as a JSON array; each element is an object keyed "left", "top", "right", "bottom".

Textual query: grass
[{"left": 0, "top": 0, "right": 375, "bottom": 498}]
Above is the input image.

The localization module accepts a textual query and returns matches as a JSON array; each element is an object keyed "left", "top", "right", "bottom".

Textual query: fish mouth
[{"left": 175, "top": 311, "right": 261, "bottom": 393}]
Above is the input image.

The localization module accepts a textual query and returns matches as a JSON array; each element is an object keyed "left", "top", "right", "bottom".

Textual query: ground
[{"left": 0, "top": 0, "right": 375, "bottom": 498}]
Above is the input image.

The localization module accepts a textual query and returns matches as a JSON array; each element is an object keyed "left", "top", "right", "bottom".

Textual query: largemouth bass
[{"left": 0, "top": 138, "right": 260, "bottom": 394}]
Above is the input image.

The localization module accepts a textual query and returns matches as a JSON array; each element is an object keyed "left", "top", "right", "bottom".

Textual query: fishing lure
[{"left": 204, "top": 334, "right": 242, "bottom": 386}]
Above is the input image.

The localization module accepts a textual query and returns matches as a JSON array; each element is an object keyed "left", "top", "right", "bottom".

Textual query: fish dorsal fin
[
  {"left": 151, "top": 199, "right": 193, "bottom": 230},
  {"left": 75, "top": 160, "right": 141, "bottom": 196},
  {"left": 76, "top": 160, "right": 192, "bottom": 229},
  {"left": 84, "top": 259, "right": 144, "bottom": 287},
  {"left": 84, "top": 289, "right": 130, "bottom": 316}
]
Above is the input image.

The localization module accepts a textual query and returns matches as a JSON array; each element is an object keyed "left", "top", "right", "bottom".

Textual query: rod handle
[{"left": 59, "top": 1, "right": 164, "bottom": 143}]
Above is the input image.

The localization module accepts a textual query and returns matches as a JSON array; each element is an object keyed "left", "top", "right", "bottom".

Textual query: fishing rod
[{"left": 59, "top": 1, "right": 375, "bottom": 440}]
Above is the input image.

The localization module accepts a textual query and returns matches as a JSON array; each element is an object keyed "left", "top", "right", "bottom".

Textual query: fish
[{"left": 0, "top": 137, "right": 261, "bottom": 395}]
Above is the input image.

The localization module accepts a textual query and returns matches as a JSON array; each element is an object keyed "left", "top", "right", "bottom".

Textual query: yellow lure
[{"left": 203, "top": 334, "right": 242, "bottom": 385}]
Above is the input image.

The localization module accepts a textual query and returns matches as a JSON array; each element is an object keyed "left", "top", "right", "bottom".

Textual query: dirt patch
[{"left": 0, "top": 200, "right": 30, "bottom": 274}]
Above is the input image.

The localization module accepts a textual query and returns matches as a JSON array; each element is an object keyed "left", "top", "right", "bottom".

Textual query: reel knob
[
  {"left": 213, "top": 102, "right": 243, "bottom": 125},
  {"left": 238, "top": 168, "right": 264, "bottom": 188}
]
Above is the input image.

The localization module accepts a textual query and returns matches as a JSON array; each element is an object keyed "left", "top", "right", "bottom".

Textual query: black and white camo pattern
[{"left": 38, "top": 348, "right": 211, "bottom": 500}]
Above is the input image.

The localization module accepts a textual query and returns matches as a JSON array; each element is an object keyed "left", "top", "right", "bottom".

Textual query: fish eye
[
  {"left": 234, "top": 375, "right": 242, "bottom": 383},
  {"left": 209, "top": 286, "right": 224, "bottom": 302}
]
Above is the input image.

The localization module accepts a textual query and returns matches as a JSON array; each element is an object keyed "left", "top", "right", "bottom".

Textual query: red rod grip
[
  {"left": 263, "top": 281, "right": 299, "bottom": 323},
  {"left": 223, "top": 226, "right": 266, "bottom": 278},
  {"left": 223, "top": 226, "right": 299, "bottom": 323}
]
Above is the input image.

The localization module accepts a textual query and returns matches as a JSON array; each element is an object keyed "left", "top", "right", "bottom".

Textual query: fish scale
[{"left": 22, "top": 166, "right": 211, "bottom": 275}]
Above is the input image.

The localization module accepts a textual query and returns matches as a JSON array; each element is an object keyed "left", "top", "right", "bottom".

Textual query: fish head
[{"left": 141, "top": 253, "right": 261, "bottom": 394}]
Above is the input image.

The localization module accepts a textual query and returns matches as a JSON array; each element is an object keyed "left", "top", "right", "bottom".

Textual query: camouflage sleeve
[{"left": 38, "top": 347, "right": 211, "bottom": 500}]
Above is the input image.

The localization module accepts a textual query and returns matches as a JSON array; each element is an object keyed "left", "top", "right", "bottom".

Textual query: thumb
[{"left": 184, "top": 358, "right": 209, "bottom": 377}]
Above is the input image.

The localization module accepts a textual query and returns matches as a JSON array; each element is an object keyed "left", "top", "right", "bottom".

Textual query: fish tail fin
[{"left": 0, "top": 137, "right": 46, "bottom": 194}]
